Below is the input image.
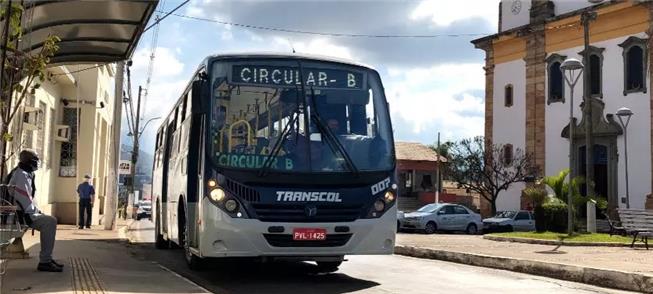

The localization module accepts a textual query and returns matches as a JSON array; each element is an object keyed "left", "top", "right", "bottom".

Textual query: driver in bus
[{"left": 327, "top": 118, "right": 340, "bottom": 134}]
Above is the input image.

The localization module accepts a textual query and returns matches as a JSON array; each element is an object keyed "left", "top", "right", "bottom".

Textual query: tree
[
  {"left": 428, "top": 141, "right": 454, "bottom": 159},
  {"left": 0, "top": 1, "right": 60, "bottom": 177},
  {"left": 447, "top": 136, "right": 537, "bottom": 215},
  {"left": 429, "top": 140, "right": 454, "bottom": 181}
]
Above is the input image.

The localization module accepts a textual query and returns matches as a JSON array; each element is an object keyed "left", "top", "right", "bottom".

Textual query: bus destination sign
[{"left": 231, "top": 65, "right": 364, "bottom": 90}]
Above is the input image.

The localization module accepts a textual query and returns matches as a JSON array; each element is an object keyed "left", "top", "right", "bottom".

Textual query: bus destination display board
[{"left": 231, "top": 65, "right": 364, "bottom": 90}]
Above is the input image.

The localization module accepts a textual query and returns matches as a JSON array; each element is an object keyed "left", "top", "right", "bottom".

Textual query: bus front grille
[
  {"left": 263, "top": 234, "right": 352, "bottom": 247},
  {"left": 224, "top": 179, "right": 261, "bottom": 202},
  {"left": 251, "top": 203, "right": 363, "bottom": 222}
]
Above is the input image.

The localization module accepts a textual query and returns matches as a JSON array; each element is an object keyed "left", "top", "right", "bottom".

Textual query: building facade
[
  {"left": 473, "top": 0, "right": 653, "bottom": 212},
  {"left": 7, "top": 64, "right": 117, "bottom": 225}
]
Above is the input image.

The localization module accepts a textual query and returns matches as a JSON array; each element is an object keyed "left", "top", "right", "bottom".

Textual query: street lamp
[
  {"left": 616, "top": 107, "right": 633, "bottom": 209},
  {"left": 140, "top": 117, "right": 161, "bottom": 135},
  {"left": 561, "top": 58, "right": 583, "bottom": 236}
]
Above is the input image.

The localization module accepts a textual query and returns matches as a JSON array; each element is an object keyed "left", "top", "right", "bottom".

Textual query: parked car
[
  {"left": 397, "top": 210, "right": 405, "bottom": 231},
  {"left": 398, "top": 203, "right": 483, "bottom": 234},
  {"left": 136, "top": 200, "right": 152, "bottom": 221},
  {"left": 482, "top": 210, "right": 535, "bottom": 232}
]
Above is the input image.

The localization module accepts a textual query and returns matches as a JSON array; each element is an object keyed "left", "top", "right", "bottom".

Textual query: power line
[
  {"left": 51, "top": 64, "right": 104, "bottom": 76},
  {"left": 159, "top": 11, "right": 492, "bottom": 38},
  {"left": 144, "top": 0, "right": 190, "bottom": 33}
]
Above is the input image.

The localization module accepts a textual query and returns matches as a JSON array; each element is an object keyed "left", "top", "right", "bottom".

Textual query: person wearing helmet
[{"left": 8, "top": 149, "right": 63, "bottom": 272}]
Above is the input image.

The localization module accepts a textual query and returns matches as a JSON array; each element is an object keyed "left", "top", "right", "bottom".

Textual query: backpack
[{"left": 3, "top": 167, "right": 33, "bottom": 226}]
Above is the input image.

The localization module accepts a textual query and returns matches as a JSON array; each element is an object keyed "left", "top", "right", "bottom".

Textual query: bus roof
[{"left": 204, "top": 52, "right": 377, "bottom": 71}]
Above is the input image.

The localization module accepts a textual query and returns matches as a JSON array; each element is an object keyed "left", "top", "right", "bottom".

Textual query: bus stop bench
[
  {"left": 0, "top": 205, "right": 29, "bottom": 254},
  {"left": 617, "top": 208, "right": 653, "bottom": 249}
]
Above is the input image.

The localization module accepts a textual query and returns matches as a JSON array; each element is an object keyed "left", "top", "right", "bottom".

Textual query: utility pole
[
  {"left": 130, "top": 86, "right": 142, "bottom": 199},
  {"left": 435, "top": 132, "right": 440, "bottom": 204},
  {"left": 104, "top": 61, "right": 124, "bottom": 230},
  {"left": 581, "top": 11, "right": 597, "bottom": 206}
]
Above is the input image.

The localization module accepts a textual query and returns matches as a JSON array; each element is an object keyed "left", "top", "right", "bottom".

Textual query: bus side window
[
  {"left": 185, "top": 89, "right": 192, "bottom": 120},
  {"left": 181, "top": 93, "right": 188, "bottom": 122}
]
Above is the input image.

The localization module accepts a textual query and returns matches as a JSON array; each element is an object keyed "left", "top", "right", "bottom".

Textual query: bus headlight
[
  {"left": 384, "top": 191, "right": 395, "bottom": 203},
  {"left": 210, "top": 188, "right": 226, "bottom": 202},
  {"left": 225, "top": 199, "right": 239, "bottom": 212},
  {"left": 207, "top": 179, "right": 217, "bottom": 188},
  {"left": 374, "top": 200, "right": 385, "bottom": 212}
]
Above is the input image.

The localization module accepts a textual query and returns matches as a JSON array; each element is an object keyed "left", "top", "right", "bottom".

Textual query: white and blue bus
[{"left": 151, "top": 53, "right": 397, "bottom": 271}]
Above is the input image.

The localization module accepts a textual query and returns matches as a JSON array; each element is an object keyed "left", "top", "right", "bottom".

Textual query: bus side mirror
[{"left": 191, "top": 79, "right": 208, "bottom": 114}]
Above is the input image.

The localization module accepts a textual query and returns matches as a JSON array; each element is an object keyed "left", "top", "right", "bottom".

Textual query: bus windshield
[{"left": 210, "top": 58, "right": 393, "bottom": 173}]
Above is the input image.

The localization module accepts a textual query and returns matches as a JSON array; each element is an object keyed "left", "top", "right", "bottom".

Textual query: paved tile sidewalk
[
  {"left": 1, "top": 220, "right": 209, "bottom": 294},
  {"left": 397, "top": 233, "right": 653, "bottom": 276}
]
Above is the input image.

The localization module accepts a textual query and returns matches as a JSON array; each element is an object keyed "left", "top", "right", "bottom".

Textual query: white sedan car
[{"left": 399, "top": 203, "right": 483, "bottom": 234}]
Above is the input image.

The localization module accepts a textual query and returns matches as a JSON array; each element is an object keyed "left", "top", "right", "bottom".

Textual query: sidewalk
[
  {"left": 1, "top": 220, "right": 209, "bottom": 294},
  {"left": 396, "top": 233, "right": 653, "bottom": 292}
]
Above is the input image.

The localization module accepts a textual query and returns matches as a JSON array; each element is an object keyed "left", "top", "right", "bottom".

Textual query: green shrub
[
  {"left": 523, "top": 186, "right": 547, "bottom": 206},
  {"left": 542, "top": 197, "right": 568, "bottom": 233}
]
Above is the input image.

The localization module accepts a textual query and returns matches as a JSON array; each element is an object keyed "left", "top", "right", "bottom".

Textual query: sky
[{"left": 123, "top": 0, "right": 500, "bottom": 153}]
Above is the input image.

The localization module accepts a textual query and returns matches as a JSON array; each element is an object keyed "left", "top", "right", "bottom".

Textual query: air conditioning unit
[
  {"left": 55, "top": 125, "right": 70, "bottom": 142},
  {"left": 22, "top": 106, "right": 40, "bottom": 131}
]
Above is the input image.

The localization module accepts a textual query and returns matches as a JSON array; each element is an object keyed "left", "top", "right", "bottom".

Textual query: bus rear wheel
[
  {"left": 154, "top": 206, "right": 168, "bottom": 249},
  {"left": 316, "top": 261, "right": 342, "bottom": 273}
]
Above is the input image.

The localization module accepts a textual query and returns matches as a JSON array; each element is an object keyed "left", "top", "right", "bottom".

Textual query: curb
[
  {"left": 483, "top": 235, "right": 647, "bottom": 248},
  {"left": 394, "top": 245, "right": 653, "bottom": 293}
]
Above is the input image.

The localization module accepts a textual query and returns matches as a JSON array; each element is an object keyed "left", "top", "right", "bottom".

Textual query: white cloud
[
  {"left": 411, "top": 0, "right": 499, "bottom": 27},
  {"left": 274, "top": 38, "right": 354, "bottom": 60},
  {"left": 385, "top": 63, "right": 485, "bottom": 138},
  {"left": 131, "top": 47, "right": 185, "bottom": 79}
]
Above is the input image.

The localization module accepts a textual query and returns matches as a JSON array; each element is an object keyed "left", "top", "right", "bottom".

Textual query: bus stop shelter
[
  {"left": 0, "top": 0, "right": 158, "bottom": 237},
  {"left": 12, "top": 0, "right": 158, "bottom": 64}
]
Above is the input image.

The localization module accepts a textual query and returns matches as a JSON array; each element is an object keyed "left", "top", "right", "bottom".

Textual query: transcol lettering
[{"left": 275, "top": 191, "right": 342, "bottom": 202}]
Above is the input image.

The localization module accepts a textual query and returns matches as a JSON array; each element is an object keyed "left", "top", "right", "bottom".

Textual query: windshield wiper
[
  {"left": 307, "top": 87, "right": 359, "bottom": 175},
  {"left": 258, "top": 109, "right": 299, "bottom": 177}
]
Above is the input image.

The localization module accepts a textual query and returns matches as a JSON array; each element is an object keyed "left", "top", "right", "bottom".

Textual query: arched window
[
  {"left": 502, "top": 144, "right": 513, "bottom": 165},
  {"left": 504, "top": 84, "right": 513, "bottom": 107},
  {"left": 579, "top": 46, "right": 604, "bottom": 98},
  {"left": 619, "top": 36, "right": 648, "bottom": 95},
  {"left": 546, "top": 54, "right": 566, "bottom": 104}
]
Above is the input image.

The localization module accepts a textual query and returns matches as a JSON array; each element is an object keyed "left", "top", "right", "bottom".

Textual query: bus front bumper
[{"left": 199, "top": 199, "right": 396, "bottom": 258}]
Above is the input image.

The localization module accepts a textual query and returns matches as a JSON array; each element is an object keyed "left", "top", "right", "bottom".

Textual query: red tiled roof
[{"left": 395, "top": 141, "right": 447, "bottom": 163}]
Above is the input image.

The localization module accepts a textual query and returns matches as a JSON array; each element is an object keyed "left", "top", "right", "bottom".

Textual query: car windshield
[
  {"left": 210, "top": 59, "right": 393, "bottom": 173},
  {"left": 495, "top": 211, "right": 517, "bottom": 218},
  {"left": 417, "top": 204, "right": 442, "bottom": 213}
]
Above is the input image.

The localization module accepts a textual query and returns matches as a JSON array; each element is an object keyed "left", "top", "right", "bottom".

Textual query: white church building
[{"left": 472, "top": 0, "right": 653, "bottom": 213}]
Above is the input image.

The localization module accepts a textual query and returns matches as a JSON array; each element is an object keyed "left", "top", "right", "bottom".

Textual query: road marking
[
  {"left": 71, "top": 257, "right": 106, "bottom": 293},
  {"left": 156, "top": 264, "right": 212, "bottom": 293}
]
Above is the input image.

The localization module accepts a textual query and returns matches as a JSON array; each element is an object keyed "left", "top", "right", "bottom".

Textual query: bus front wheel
[
  {"left": 179, "top": 205, "right": 205, "bottom": 270},
  {"left": 316, "top": 261, "right": 342, "bottom": 273}
]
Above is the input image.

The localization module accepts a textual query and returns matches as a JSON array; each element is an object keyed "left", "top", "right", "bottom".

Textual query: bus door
[{"left": 161, "top": 123, "right": 174, "bottom": 236}]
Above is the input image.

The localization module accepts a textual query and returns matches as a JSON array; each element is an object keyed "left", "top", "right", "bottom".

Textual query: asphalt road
[{"left": 126, "top": 220, "right": 633, "bottom": 294}]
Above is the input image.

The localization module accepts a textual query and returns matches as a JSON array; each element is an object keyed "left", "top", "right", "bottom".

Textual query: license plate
[{"left": 293, "top": 228, "right": 326, "bottom": 241}]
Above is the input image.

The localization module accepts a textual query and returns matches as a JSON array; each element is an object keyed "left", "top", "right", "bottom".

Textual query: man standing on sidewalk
[
  {"left": 8, "top": 150, "right": 63, "bottom": 272},
  {"left": 77, "top": 174, "right": 95, "bottom": 229}
]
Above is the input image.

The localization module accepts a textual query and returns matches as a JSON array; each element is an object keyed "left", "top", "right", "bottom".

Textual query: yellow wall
[
  {"left": 493, "top": 36, "right": 527, "bottom": 64},
  {"left": 492, "top": 1, "right": 649, "bottom": 64},
  {"left": 8, "top": 64, "right": 116, "bottom": 224},
  {"left": 546, "top": 3, "right": 648, "bottom": 52}
]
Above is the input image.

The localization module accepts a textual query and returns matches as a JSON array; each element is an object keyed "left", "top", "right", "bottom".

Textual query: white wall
[
  {"left": 493, "top": 60, "right": 527, "bottom": 211},
  {"left": 501, "top": 0, "right": 532, "bottom": 31},
  {"left": 545, "top": 33, "right": 651, "bottom": 209},
  {"left": 501, "top": 0, "right": 602, "bottom": 32},
  {"left": 554, "top": 0, "right": 593, "bottom": 16}
]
